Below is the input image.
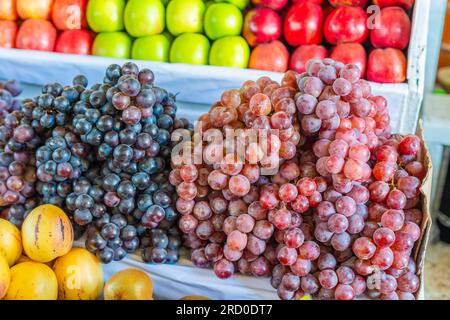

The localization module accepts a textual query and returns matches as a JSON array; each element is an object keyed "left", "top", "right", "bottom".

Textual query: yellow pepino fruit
[
  {"left": 104, "top": 269, "right": 153, "bottom": 300},
  {"left": 53, "top": 248, "right": 104, "bottom": 300},
  {"left": 21, "top": 205, "right": 73, "bottom": 263},
  {"left": 5, "top": 261, "right": 58, "bottom": 300},
  {"left": 0, "top": 254, "right": 11, "bottom": 299},
  {"left": 0, "top": 218, "right": 22, "bottom": 266}
]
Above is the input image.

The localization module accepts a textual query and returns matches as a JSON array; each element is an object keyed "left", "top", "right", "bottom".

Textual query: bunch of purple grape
[
  {"left": 58, "top": 63, "right": 191, "bottom": 264},
  {"left": 0, "top": 80, "right": 40, "bottom": 228},
  {"left": 0, "top": 80, "right": 22, "bottom": 115},
  {"left": 1, "top": 63, "right": 189, "bottom": 265}
]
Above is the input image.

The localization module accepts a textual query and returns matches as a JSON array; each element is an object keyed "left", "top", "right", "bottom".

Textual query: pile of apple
[
  {"left": 0, "top": 0, "right": 413, "bottom": 83},
  {"left": 0, "top": 0, "right": 93, "bottom": 54},
  {"left": 246, "top": 0, "right": 413, "bottom": 83}
]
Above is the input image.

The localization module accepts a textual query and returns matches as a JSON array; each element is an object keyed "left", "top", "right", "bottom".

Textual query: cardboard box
[{"left": 415, "top": 120, "right": 433, "bottom": 300}]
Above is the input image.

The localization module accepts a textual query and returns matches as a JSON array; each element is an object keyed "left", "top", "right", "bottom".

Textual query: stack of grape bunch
[
  {"left": 0, "top": 80, "right": 40, "bottom": 228},
  {"left": 172, "top": 58, "right": 426, "bottom": 300},
  {"left": 60, "top": 63, "right": 190, "bottom": 264},
  {"left": 171, "top": 71, "right": 304, "bottom": 279}
]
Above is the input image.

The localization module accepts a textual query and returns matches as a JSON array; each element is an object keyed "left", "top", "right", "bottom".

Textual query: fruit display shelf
[{"left": 0, "top": 0, "right": 431, "bottom": 135}]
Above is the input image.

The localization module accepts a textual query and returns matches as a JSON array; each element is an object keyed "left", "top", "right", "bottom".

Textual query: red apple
[
  {"left": 370, "top": 7, "right": 411, "bottom": 50},
  {"left": 290, "top": 45, "right": 328, "bottom": 74},
  {"left": 0, "top": 20, "right": 17, "bottom": 48},
  {"left": 367, "top": 48, "right": 406, "bottom": 83},
  {"left": 0, "top": 0, "right": 18, "bottom": 20},
  {"left": 55, "top": 29, "right": 93, "bottom": 54},
  {"left": 324, "top": 6, "right": 368, "bottom": 44},
  {"left": 52, "top": 0, "right": 87, "bottom": 30},
  {"left": 292, "top": 0, "right": 324, "bottom": 4},
  {"left": 284, "top": 2, "right": 323, "bottom": 46},
  {"left": 329, "top": 0, "right": 368, "bottom": 6},
  {"left": 330, "top": 43, "right": 367, "bottom": 77},
  {"left": 372, "top": 0, "right": 414, "bottom": 10},
  {"left": 243, "top": 7, "right": 282, "bottom": 47},
  {"left": 251, "top": 0, "right": 288, "bottom": 11},
  {"left": 249, "top": 40, "right": 289, "bottom": 72},
  {"left": 17, "top": 0, "right": 54, "bottom": 20},
  {"left": 16, "top": 19, "right": 57, "bottom": 51}
]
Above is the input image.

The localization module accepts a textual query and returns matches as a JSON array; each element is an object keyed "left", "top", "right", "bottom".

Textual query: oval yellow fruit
[
  {"left": 22, "top": 205, "right": 73, "bottom": 263},
  {"left": 104, "top": 269, "right": 153, "bottom": 300},
  {"left": 5, "top": 262, "right": 58, "bottom": 300},
  {"left": 0, "top": 254, "right": 11, "bottom": 299},
  {"left": 53, "top": 248, "right": 104, "bottom": 300},
  {"left": 0, "top": 218, "right": 22, "bottom": 266}
]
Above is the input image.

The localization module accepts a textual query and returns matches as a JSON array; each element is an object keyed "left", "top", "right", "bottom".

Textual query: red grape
[
  {"left": 371, "top": 247, "right": 394, "bottom": 270},
  {"left": 284, "top": 228, "right": 305, "bottom": 249},
  {"left": 334, "top": 284, "right": 355, "bottom": 300},
  {"left": 381, "top": 209, "right": 405, "bottom": 231},
  {"left": 214, "top": 258, "right": 235, "bottom": 279},
  {"left": 373, "top": 227, "right": 396, "bottom": 248},
  {"left": 397, "top": 272, "right": 419, "bottom": 293},
  {"left": 352, "top": 237, "right": 376, "bottom": 260},
  {"left": 398, "top": 135, "right": 420, "bottom": 156},
  {"left": 318, "top": 269, "right": 338, "bottom": 289}
]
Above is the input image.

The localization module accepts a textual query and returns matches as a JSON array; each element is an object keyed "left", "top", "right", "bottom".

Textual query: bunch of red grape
[
  {"left": 171, "top": 71, "right": 303, "bottom": 279},
  {"left": 273, "top": 133, "right": 424, "bottom": 301},
  {"left": 171, "top": 58, "right": 426, "bottom": 300},
  {"left": 270, "top": 59, "right": 425, "bottom": 300}
]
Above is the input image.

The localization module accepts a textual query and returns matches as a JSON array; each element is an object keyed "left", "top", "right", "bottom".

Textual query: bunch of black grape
[
  {"left": 65, "top": 62, "right": 190, "bottom": 264},
  {"left": 35, "top": 126, "right": 94, "bottom": 207},
  {"left": 25, "top": 76, "right": 96, "bottom": 221},
  {"left": 0, "top": 80, "right": 40, "bottom": 228},
  {"left": 26, "top": 78, "right": 88, "bottom": 135}
]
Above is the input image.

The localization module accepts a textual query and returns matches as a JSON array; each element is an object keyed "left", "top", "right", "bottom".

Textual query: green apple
[
  {"left": 87, "top": 0, "right": 125, "bottom": 32},
  {"left": 170, "top": 33, "right": 210, "bottom": 65},
  {"left": 92, "top": 32, "right": 132, "bottom": 59},
  {"left": 204, "top": 3, "right": 243, "bottom": 40},
  {"left": 209, "top": 36, "right": 249, "bottom": 68},
  {"left": 124, "top": 0, "right": 165, "bottom": 37},
  {"left": 166, "top": 0, "right": 205, "bottom": 36},
  {"left": 132, "top": 34, "right": 171, "bottom": 62},
  {"left": 213, "top": 0, "right": 249, "bottom": 10}
]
